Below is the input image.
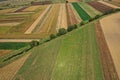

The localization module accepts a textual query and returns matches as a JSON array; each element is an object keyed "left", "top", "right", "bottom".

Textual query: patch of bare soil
[
  {"left": 0, "top": 53, "right": 30, "bottom": 80},
  {"left": 100, "top": 12, "right": 120, "bottom": 79}
]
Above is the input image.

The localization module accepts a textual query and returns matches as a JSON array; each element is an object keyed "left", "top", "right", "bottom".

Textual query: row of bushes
[{"left": 29, "top": 8, "right": 120, "bottom": 48}]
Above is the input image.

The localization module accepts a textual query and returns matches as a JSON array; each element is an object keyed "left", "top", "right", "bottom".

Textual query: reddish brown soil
[
  {"left": 66, "top": 3, "right": 78, "bottom": 26},
  {"left": 95, "top": 22, "right": 119, "bottom": 80},
  {"left": 88, "top": 1, "right": 113, "bottom": 13}
]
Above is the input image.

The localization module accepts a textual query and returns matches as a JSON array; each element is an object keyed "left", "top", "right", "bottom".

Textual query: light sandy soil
[
  {"left": 0, "top": 22, "right": 20, "bottom": 26},
  {"left": 100, "top": 12, "right": 120, "bottom": 79},
  {"left": 0, "top": 39, "right": 39, "bottom": 42},
  {"left": 98, "top": 1, "right": 120, "bottom": 8},
  {"left": 23, "top": 6, "right": 40, "bottom": 12},
  {"left": 0, "top": 50, "right": 12, "bottom": 57},
  {"left": 24, "top": 5, "right": 51, "bottom": 34},
  {"left": 57, "top": 4, "right": 68, "bottom": 30},
  {"left": 0, "top": 53, "right": 30, "bottom": 80}
]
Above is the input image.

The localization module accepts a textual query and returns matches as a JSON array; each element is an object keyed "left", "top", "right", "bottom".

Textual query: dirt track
[
  {"left": 0, "top": 53, "right": 30, "bottom": 80},
  {"left": 100, "top": 12, "right": 120, "bottom": 79},
  {"left": 95, "top": 22, "right": 119, "bottom": 80}
]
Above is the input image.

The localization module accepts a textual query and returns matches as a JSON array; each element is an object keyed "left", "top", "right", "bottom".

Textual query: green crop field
[
  {"left": 13, "top": 23, "right": 104, "bottom": 80},
  {"left": 78, "top": 2, "right": 102, "bottom": 18},
  {"left": 72, "top": 3, "right": 91, "bottom": 21},
  {"left": 0, "top": 42, "right": 29, "bottom": 50}
]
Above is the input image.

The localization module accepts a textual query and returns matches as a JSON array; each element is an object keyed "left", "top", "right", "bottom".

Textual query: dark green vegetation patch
[
  {"left": 72, "top": 3, "right": 91, "bottom": 21},
  {"left": 0, "top": 42, "right": 29, "bottom": 50}
]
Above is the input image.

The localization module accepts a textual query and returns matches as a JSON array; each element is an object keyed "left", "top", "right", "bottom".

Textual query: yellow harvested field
[
  {"left": 36, "top": 4, "right": 60, "bottom": 36},
  {"left": 0, "top": 53, "right": 30, "bottom": 80},
  {"left": 25, "top": 5, "right": 51, "bottom": 34},
  {"left": 23, "top": 6, "right": 40, "bottom": 12},
  {"left": 57, "top": 4, "right": 68, "bottom": 30},
  {"left": 0, "top": 50, "right": 12, "bottom": 56},
  {"left": 0, "top": 8, "right": 16, "bottom": 14},
  {"left": 98, "top": 1, "right": 120, "bottom": 8},
  {"left": 100, "top": 12, "right": 120, "bottom": 79},
  {"left": 0, "top": 22, "right": 20, "bottom": 26}
]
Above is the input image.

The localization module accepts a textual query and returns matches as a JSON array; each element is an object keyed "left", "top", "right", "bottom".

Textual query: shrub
[
  {"left": 30, "top": 41, "right": 39, "bottom": 48},
  {"left": 67, "top": 24, "right": 77, "bottom": 32},
  {"left": 50, "top": 34, "right": 56, "bottom": 39},
  {"left": 57, "top": 28, "right": 67, "bottom": 36}
]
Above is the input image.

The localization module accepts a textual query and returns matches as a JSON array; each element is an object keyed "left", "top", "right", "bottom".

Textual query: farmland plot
[
  {"left": 105, "top": 1, "right": 120, "bottom": 7},
  {"left": 25, "top": 5, "right": 52, "bottom": 34},
  {"left": 22, "top": 5, "right": 40, "bottom": 12},
  {"left": 34, "top": 4, "right": 60, "bottom": 37},
  {"left": 72, "top": 3, "right": 91, "bottom": 21},
  {"left": 78, "top": 2, "right": 102, "bottom": 18},
  {"left": 98, "top": 1, "right": 120, "bottom": 8},
  {"left": 14, "top": 23, "right": 104, "bottom": 80},
  {"left": 0, "top": 53, "right": 30, "bottom": 80},
  {"left": 7, "top": 5, "right": 48, "bottom": 34},
  {"left": 0, "top": 50, "right": 12, "bottom": 57},
  {"left": 88, "top": 1, "right": 113, "bottom": 13},
  {"left": 0, "top": 8, "right": 17, "bottom": 14},
  {"left": 67, "top": 3, "right": 81, "bottom": 26},
  {"left": 57, "top": 4, "right": 68, "bottom": 30},
  {"left": 100, "top": 12, "right": 120, "bottom": 79}
]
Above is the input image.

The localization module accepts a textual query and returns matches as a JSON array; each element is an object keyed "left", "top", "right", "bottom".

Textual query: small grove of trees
[
  {"left": 67, "top": 24, "right": 77, "bottom": 32},
  {"left": 30, "top": 40, "right": 39, "bottom": 48},
  {"left": 57, "top": 28, "right": 67, "bottom": 36}
]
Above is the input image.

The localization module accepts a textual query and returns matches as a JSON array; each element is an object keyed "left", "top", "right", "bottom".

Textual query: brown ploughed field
[{"left": 88, "top": 1, "right": 113, "bottom": 13}]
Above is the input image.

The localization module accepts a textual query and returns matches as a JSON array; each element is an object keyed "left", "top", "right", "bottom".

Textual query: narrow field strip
[
  {"left": 0, "top": 53, "right": 30, "bottom": 80},
  {"left": 78, "top": 2, "right": 101, "bottom": 18},
  {"left": 105, "top": 1, "right": 120, "bottom": 7},
  {"left": 35, "top": 4, "right": 60, "bottom": 37},
  {"left": 57, "top": 3, "right": 68, "bottom": 30},
  {"left": 67, "top": 3, "right": 80, "bottom": 26},
  {"left": 23, "top": 6, "right": 40, "bottom": 12},
  {"left": 99, "top": 12, "right": 120, "bottom": 79},
  {"left": 95, "top": 21, "right": 119, "bottom": 80},
  {"left": 0, "top": 39, "right": 39, "bottom": 42},
  {"left": 98, "top": 1, "right": 120, "bottom": 8},
  {"left": 70, "top": 3, "right": 82, "bottom": 23},
  {"left": 88, "top": 1, "right": 113, "bottom": 13},
  {"left": 24, "top": 5, "right": 51, "bottom": 34},
  {"left": 0, "top": 50, "right": 12, "bottom": 57},
  {"left": 72, "top": 3, "right": 91, "bottom": 21}
]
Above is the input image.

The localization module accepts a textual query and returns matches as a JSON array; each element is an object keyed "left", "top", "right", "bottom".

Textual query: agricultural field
[
  {"left": 78, "top": 2, "right": 102, "bottom": 18},
  {"left": 87, "top": 1, "right": 114, "bottom": 13},
  {"left": 0, "top": 1, "right": 120, "bottom": 80},
  {"left": 13, "top": 23, "right": 104, "bottom": 80},
  {"left": 72, "top": 3, "right": 91, "bottom": 21},
  {"left": 99, "top": 12, "right": 120, "bottom": 79},
  {"left": 57, "top": 4, "right": 68, "bottom": 29},
  {"left": 0, "top": 5, "right": 48, "bottom": 34},
  {"left": 33, "top": 4, "right": 60, "bottom": 37}
]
